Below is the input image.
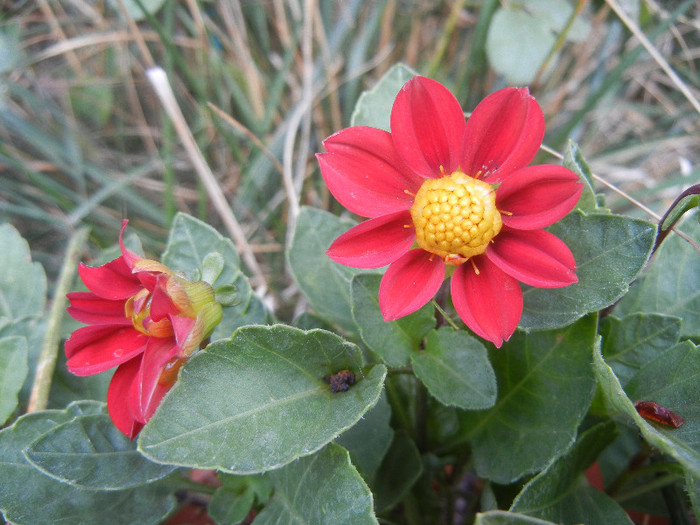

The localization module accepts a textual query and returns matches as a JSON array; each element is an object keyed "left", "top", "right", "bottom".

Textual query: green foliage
[
  {"left": 372, "top": 430, "right": 423, "bottom": 513},
  {"left": 351, "top": 274, "right": 435, "bottom": 367},
  {"left": 520, "top": 212, "right": 656, "bottom": 330},
  {"left": 0, "top": 402, "right": 175, "bottom": 525},
  {"left": 412, "top": 328, "right": 497, "bottom": 410},
  {"left": 0, "top": 336, "right": 27, "bottom": 424},
  {"left": 254, "top": 443, "right": 377, "bottom": 524},
  {"left": 486, "top": 0, "right": 589, "bottom": 84},
  {"left": 616, "top": 212, "right": 700, "bottom": 339},
  {"left": 0, "top": 223, "right": 47, "bottom": 320},
  {"left": 601, "top": 313, "right": 682, "bottom": 386},
  {"left": 335, "top": 392, "right": 393, "bottom": 480},
  {"left": 138, "top": 325, "right": 386, "bottom": 473},
  {"left": 209, "top": 473, "right": 271, "bottom": 525},
  {"left": 162, "top": 213, "right": 270, "bottom": 337},
  {"left": 454, "top": 316, "right": 598, "bottom": 483},
  {"left": 351, "top": 63, "right": 419, "bottom": 130},
  {"left": 2, "top": 1, "right": 699, "bottom": 520},
  {"left": 288, "top": 207, "right": 376, "bottom": 335},
  {"left": 475, "top": 511, "right": 557, "bottom": 525},
  {"left": 594, "top": 342, "right": 700, "bottom": 478},
  {"left": 24, "top": 412, "right": 177, "bottom": 490},
  {"left": 510, "top": 422, "right": 630, "bottom": 524}
]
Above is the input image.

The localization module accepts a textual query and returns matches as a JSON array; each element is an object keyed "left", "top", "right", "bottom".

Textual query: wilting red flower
[
  {"left": 65, "top": 221, "right": 222, "bottom": 438},
  {"left": 317, "top": 77, "right": 582, "bottom": 347}
]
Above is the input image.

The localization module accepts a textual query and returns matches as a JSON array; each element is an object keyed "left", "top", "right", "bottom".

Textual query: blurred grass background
[{"left": 0, "top": 0, "right": 698, "bottom": 317}]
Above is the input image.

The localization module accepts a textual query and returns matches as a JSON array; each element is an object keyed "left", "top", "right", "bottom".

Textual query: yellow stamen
[
  {"left": 409, "top": 170, "right": 502, "bottom": 263},
  {"left": 471, "top": 258, "right": 480, "bottom": 275}
]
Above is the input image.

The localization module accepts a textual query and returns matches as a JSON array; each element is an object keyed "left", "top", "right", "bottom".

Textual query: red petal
[
  {"left": 379, "top": 249, "right": 445, "bottom": 320},
  {"left": 118, "top": 219, "right": 141, "bottom": 269},
  {"left": 487, "top": 229, "right": 578, "bottom": 288},
  {"left": 150, "top": 276, "right": 178, "bottom": 321},
  {"left": 107, "top": 357, "right": 144, "bottom": 438},
  {"left": 319, "top": 127, "right": 423, "bottom": 218},
  {"left": 65, "top": 325, "right": 147, "bottom": 375},
  {"left": 451, "top": 256, "right": 522, "bottom": 347},
  {"left": 326, "top": 211, "right": 415, "bottom": 268},
  {"left": 390, "top": 76, "right": 467, "bottom": 178},
  {"left": 66, "top": 292, "right": 131, "bottom": 326},
  {"left": 462, "top": 87, "right": 545, "bottom": 183},
  {"left": 497, "top": 165, "right": 583, "bottom": 230},
  {"left": 78, "top": 259, "right": 142, "bottom": 301},
  {"left": 171, "top": 315, "right": 196, "bottom": 348},
  {"left": 134, "top": 337, "right": 180, "bottom": 423}
]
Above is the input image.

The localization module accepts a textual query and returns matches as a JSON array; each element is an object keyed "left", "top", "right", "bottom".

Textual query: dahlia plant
[
  {"left": 0, "top": 66, "right": 698, "bottom": 525},
  {"left": 319, "top": 76, "right": 582, "bottom": 346},
  {"left": 65, "top": 221, "right": 223, "bottom": 437}
]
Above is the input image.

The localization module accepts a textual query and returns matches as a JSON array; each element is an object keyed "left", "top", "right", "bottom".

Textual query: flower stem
[
  {"left": 432, "top": 300, "right": 460, "bottom": 331},
  {"left": 27, "top": 227, "right": 89, "bottom": 412}
]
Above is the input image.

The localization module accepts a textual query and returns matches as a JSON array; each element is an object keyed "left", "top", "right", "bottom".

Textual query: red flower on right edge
[{"left": 317, "top": 77, "right": 583, "bottom": 347}]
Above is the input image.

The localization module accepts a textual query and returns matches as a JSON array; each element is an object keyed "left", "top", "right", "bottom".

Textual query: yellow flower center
[{"left": 409, "top": 171, "right": 501, "bottom": 265}]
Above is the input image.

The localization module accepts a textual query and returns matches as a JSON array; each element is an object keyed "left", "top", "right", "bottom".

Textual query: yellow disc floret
[{"left": 410, "top": 171, "right": 502, "bottom": 264}]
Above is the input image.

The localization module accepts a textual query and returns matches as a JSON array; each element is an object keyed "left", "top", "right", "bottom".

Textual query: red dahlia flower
[
  {"left": 317, "top": 76, "right": 582, "bottom": 347},
  {"left": 65, "top": 221, "right": 222, "bottom": 438}
]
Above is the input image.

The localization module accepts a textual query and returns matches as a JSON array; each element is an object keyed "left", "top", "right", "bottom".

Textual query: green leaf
[
  {"left": 0, "top": 223, "right": 47, "bottom": 320},
  {"left": 687, "top": 472, "right": 700, "bottom": 522},
  {"left": 0, "top": 25, "right": 22, "bottom": 74},
  {"left": 209, "top": 485, "right": 255, "bottom": 525},
  {"left": 24, "top": 413, "right": 177, "bottom": 490},
  {"left": 563, "top": 140, "right": 598, "bottom": 213},
  {"left": 106, "top": 0, "right": 166, "bottom": 21},
  {"left": 661, "top": 190, "right": 700, "bottom": 234},
  {"left": 335, "top": 392, "right": 393, "bottom": 479},
  {"left": 486, "top": 0, "right": 589, "bottom": 85},
  {"left": 593, "top": 341, "right": 700, "bottom": 478},
  {"left": 520, "top": 211, "right": 656, "bottom": 330},
  {"left": 0, "top": 402, "right": 175, "bottom": 525},
  {"left": 162, "top": 212, "right": 241, "bottom": 283},
  {"left": 0, "top": 336, "right": 28, "bottom": 425},
  {"left": 351, "top": 274, "right": 435, "bottom": 367},
  {"left": 212, "top": 269, "right": 270, "bottom": 339},
  {"left": 138, "top": 325, "right": 386, "bottom": 473},
  {"left": 210, "top": 472, "right": 272, "bottom": 524},
  {"left": 475, "top": 510, "right": 558, "bottom": 525},
  {"left": 486, "top": 6, "right": 556, "bottom": 85},
  {"left": 288, "top": 207, "right": 376, "bottom": 335},
  {"left": 254, "top": 443, "right": 377, "bottom": 524},
  {"left": 350, "top": 63, "right": 418, "bottom": 130},
  {"left": 0, "top": 316, "right": 45, "bottom": 409},
  {"left": 372, "top": 430, "right": 423, "bottom": 513},
  {"left": 412, "top": 328, "right": 496, "bottom": 410},
  {"left": 616, "top": 211, "right": 700, "bottom": 339},
  {"left": 600, "top": 313, "right": 681, "bottom": 387},
  {"left": 47, "top": 352, "right": 112, "bottom": 409},
  {"left": 454, "top": 316, "right": 597, "bottom": 483},
  {"left": 511, "top": 422, "right": 630, "bottom": 524}
]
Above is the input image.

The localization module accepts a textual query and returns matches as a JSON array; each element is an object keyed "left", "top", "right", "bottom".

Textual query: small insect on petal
[
  {"left": 634, "top": 400, "right": 685, "bottom": 428},
  {"left": 323, "top": 369, "right": 356, "bottom": 393}
]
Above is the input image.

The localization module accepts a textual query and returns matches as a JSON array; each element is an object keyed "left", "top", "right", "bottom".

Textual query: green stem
[
  {"left": 532, "top": 0, "right": 589, "bottom": 86},
  {"left": 432, "top": 300, "right": 460, "bottom": 330},
  {"left": 27, "top": 227, "right": 89, "bottom": 412},
  {"left": 613, "top": 472, "right": 684, "bottom": 504}
]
